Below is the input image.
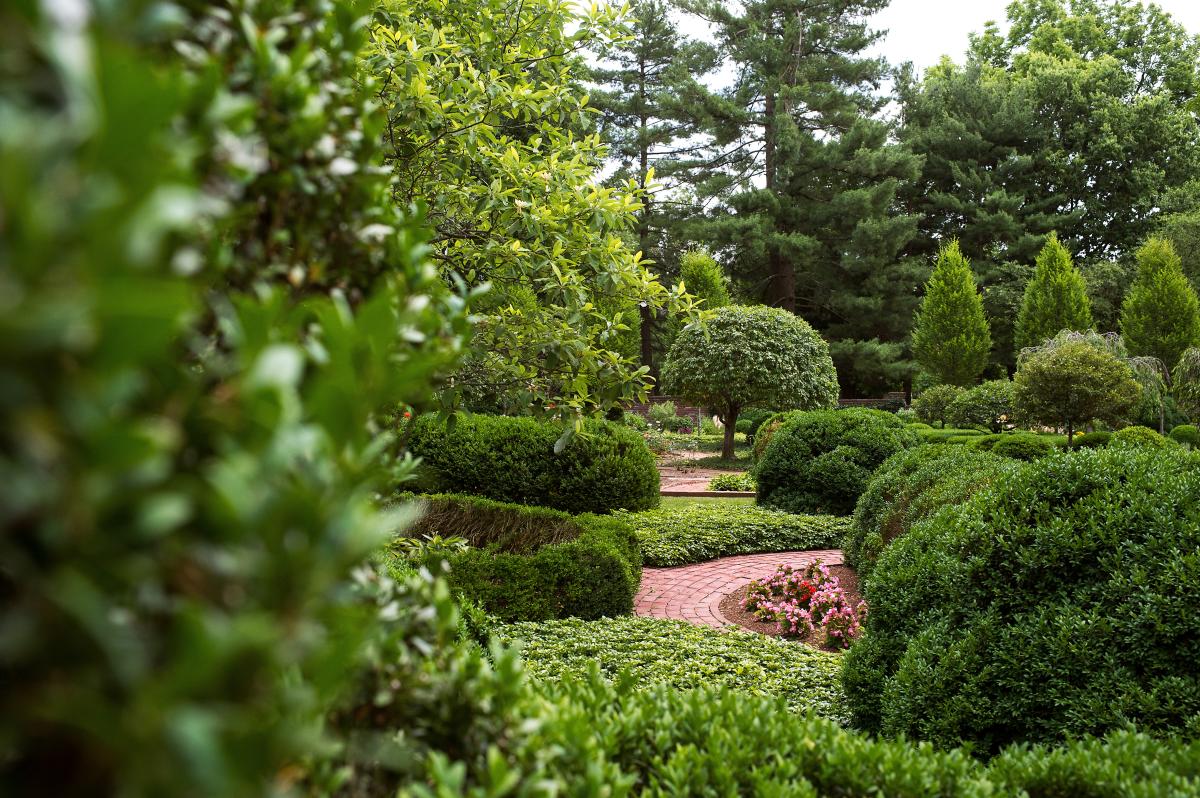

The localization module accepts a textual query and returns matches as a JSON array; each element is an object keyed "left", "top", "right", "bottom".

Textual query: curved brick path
[{"left": 634, "top": 549, "right": 843, "bottom": 629}]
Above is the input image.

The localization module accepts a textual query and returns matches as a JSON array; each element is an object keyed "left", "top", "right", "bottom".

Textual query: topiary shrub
[
  {"left": 912, "top": 384, "right": 964, "bottom": 428},
  {"left": 391, "top": 494, "right": 641, "bottom": 621},
  {"left": 990, "top": 434, "right": 1054, "bottom": 461},
  {"left": 755, "top": 409, "right": 921, "bottom": 516},
  {"left": 845, "top": 447, "right": 1013, "bottom": 579},
  {"left": 1109, "top": 425, "right": 1172, "bottom": 449},
  {"left": 752, "top": 410, "right": 803, "bottom": 461},
  {"left": 405, "top": 413, "right": 659, "bottom": 514},
  {"left": 1071, "top": 430, "right": 1113, "bottom": 449},
  {"left": 842, "top": 447, "right": 1200, "bottom": 752},
  {"left": 1170, "top": 424, "right": 1199, "bottom": 448},
  {"left": 967, "top": 434, "right": 1003, "bottom": 452}
]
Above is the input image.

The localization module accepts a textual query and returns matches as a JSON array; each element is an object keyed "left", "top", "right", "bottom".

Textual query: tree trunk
[
  {"left": 722, "top": 408, "right": 739, "bottom": 460},
  {"left": 1067, "top": 419, "right": 1074, "bottom": 448},
  {"left": 637, "top": 52, "right": 658, "bottom": 385}
]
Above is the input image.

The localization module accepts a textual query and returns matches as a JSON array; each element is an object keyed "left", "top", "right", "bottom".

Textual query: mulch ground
[{"left": 717, "top": 564, "right": 864, "bottom": 653}]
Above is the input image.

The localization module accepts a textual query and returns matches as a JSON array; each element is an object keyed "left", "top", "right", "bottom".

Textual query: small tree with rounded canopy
[
  {"left": 1120, "top": 237, "right": 1200, "bottom": 373},
  {"left": 1015, "top": 233, "right": 1093, "bottom": 354},
  {"left": 662, "top": 306, "right": 839, "bottom": 459},
  {"left": 911, "top": 241, "right": 991, "bottom": 386},
  {"left": 1014, "top": 340, "right": 1141, "bottom": 443}
]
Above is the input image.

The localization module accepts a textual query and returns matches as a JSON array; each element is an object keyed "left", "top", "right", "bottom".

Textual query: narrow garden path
[{"left": 635, "top": 549, "right": 844, "bottom": 629}]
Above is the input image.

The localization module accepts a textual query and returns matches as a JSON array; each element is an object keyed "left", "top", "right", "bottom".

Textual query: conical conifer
[
  {"left": 1014, "top": 233, "right": 1093, "bottom": 354},
  {"left": 912, "top": 241, "right": 992, "bottom": 386},
  {"left": 1121, "top": 237, "right": 1200, "bottom": 371}
]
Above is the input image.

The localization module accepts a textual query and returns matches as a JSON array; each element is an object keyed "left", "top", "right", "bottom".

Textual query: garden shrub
[
  {"left": 737, "top": 408, "right": 780, "bottom": 437},
  {"left": 707, "top": 472, "right": 756, "bottom": 491},
  {"left": 967, "top": 434, "right": 1003, "bottom": 451},
  {"left": 621, "top": 504, "right": 847, "bottom": 566},
  {"left": 755, "top": 409, "right": 921, "bottom": 515},
  {"left": 917, "top": 427, "right": 986, "bottom": 444},
  {"left": 844, "top": 447, "right": 1013, "bottom": 578},
  {"left": 1072, "top": 430, "right": 1113, "bottom": 449},
  {"left": 912, "top": 384, "right": 964, "bottom": 427},
  {"left": 406, "top": 413, "right": 659, "bottom": 514},
  {"left": 1170, "top": 424, "right": 1199, "bottom": 448},
  {"left": 391, "top": 494, "right": 642, "bottom": 622},
  {"left": 946, "top": 379, "right": 1017, "bottom": 432},
  {"left": 1109, "top": 425, "right": 1173, "bottom": 449},
  {"left": 501, "top": 617, "right": 846, "bottom": 718},
  {"left": 751, "top": 410, "right": 802, "bottom": 461},
  {"left": 843, "top": 447, "right": 1200, "bottom": 752},
  {"left": 990, "top": 433, "right": 1054, "bottom": 460}
]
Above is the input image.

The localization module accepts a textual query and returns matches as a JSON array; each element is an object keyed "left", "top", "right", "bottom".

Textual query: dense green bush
[
  {"left": 755, "top": 409, "right": 921, "bottom": 515},
  {"left": 391, "top": 494, "right": 641, "bottom": 621},
  {"left": 946, "top": 379, "right": 1016, "bottom": 432},
  {"left": 912, "top": 384, "right": 964, "bottom": 427},
  {"left": 1109, "top": 425, "right": 1173, "bottom": 449},
  {"left": 991, "top": 433, "right": 1054, "bottom": 460},
  {"left": 1171, "top": 424, "right": 1200, "bottom": 447},
  {"left": 1072, "top": 430, "right": 1113, "bottom": 449},
  {"left": 751, "top": 410, "right": 802, "bottom": 460},
  {"left": 845, "top": 448, "right": 1013, "bottom": 579},
  {"left": 621, "top": 504, "right": 847, "bottom": 566},
  {"left": 406, "top": 413, "right": 659, "bottom": 513},
  {"left": 843, "top": 447, "right": 1200, "bottom": 752},
  {"left": 737, "top": 408, "right": 781, "bottom": 436},
  {"left": 502, "top": 617, "right": 846, "bottom": 718},
  {"left": 917, "top": 427, "right": 986, "bottom": 443}
]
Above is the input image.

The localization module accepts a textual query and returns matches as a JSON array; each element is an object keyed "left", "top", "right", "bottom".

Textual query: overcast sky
[{"left": 867, "top": 0, "right": 1200, "bottom": 74}]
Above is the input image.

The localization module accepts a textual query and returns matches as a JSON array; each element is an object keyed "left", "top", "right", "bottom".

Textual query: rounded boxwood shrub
[
  {"left": 751, "top": 410, "right": 802, "bottom": 461},
  {"left": 393, "top": 494, "right": 642, "bottom": 621},
  {"left": 990, "top": 434, "right": 1053, "bottom": 461},
  {"left": 1109, "top": 425, "right": 1172, "bottom": 449},
  {"left": 967, "top": 434, "right": 1002, "bottom": 452},
  {"left": 843, "top": 447, "right": 1200, "bottom": 752},
  {"left": 844, "top": 447, "right": 1013, "bottom": 579},
  {"left": 1071, "top": 430, "right": 1112, "bottom": 449},
  {"left": 405, "top": 413, "right": 659, "bottom": 514},
  {"left": 1170, "top": 424, "right": 1199, "bottom": 448},
  {"left": 755, "top": 409, "right": 921, "bottom": 516}
]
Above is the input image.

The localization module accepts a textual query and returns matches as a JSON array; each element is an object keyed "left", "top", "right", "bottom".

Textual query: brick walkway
[{"left": 634, "top": 549, "right": 844, "bottom": 629}]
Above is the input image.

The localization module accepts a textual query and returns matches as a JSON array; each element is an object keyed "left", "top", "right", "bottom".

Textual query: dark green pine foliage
[
  {"left": 687, "top": 0, "right": 922, "bottom": 395},
  {"left": 911, "top": 241, "right": 992, "bottom": 386},
  {"left": 1120, "top": 237, "right": 1200, "bottom": 372},
  {"left": 1014, "top": 234, "right": 1093, "bottom": 353}
]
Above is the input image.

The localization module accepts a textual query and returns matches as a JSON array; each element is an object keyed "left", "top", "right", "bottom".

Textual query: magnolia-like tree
[
  {"left": 662, "top": 306, "right": 839, "bottom": 459},
  {"left": 911, "top": 241, "right": 992, "bottom": 386},
  {"left": 1014, "top": 340, "right": 1141, "bottom": 443},
  {"left": 1120, "top": 237, "right": 1200, "bottom": 373},
  {"left": 1015, "top": 234, "right": 1093, "bottom": 353}
]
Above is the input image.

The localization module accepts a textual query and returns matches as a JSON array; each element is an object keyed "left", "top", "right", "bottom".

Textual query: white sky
[{"left": 868, "top": 0, "right": 1200, "bottom": 75}]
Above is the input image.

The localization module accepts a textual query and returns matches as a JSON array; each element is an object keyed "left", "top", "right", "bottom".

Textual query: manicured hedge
[
  {"left": 621, "top": 503, "right": 848, "bottom": 566},
  {"left": 844, "top": 447, "right": 1013, "bottom": 579},
  {"left": 1109, "top": 425, "right": 1172, "bottom": 449},
  {"left": 990, "top": 433, "right": 1054, "bottom": 460},
  {"left": 501, "top": 616, "right": 846, "bottom": 719},
  {"left": 755, "top": 409, "right": 921, "bottom": 515},
  {"left": 1071, "top": 430, "right": 1113, "bottom": 449},
  {"left": 392, "top": 494, "right": 641, "bottom": 621},
  {"left": 1171, "top": 424, "right": 1199, "bottom": 447},
  {"left": 405, "top": 413, "right": 659, "bottom": 514},
  {"left": 751, "top": 410, "right": 802, "bottom": 461},
  {"left": 843, "top": 447, "right": 1200, "bottom": 753}
]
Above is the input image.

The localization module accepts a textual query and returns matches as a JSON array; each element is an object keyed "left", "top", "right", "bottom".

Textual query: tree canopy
[
  {"left": 1120, "top": 237, "right": 1200, "bottom": 372},
  {"left": 1015, "top": 234, "right": 1094, "bottom": 353},
  {"left": 912, "top": 241, "right": 993, "bottom": 386}
]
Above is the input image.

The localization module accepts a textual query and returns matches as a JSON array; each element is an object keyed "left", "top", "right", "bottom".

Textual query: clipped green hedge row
[
  {"left": 843, "top": 447, "right": 1200, "bottom": 753},
  {"left": 619, "top": 503, "right": 848, "bottom": 566},
  {"left": 756, "top": 409, "right": 920, "bottom": 515},
  {"left": 502, "top": 616, "right": 847, "bottom": 719},
  {"left": 391, "top": 494, "right": 641, "bottom": 621},
  {"left": 405, "top": 413, "right": 659, "bottom": 514},
  {"left": 844, "top": 447, "right": 1014, "bottom": 579}
]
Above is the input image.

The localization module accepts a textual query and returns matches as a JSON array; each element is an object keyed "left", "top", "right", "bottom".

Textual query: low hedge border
[
  {"left": 618, "top": 503, "right": 848, "bottom": 567},
  {"left": 389, "top": 494, "right": 641, "bottom": 622}
]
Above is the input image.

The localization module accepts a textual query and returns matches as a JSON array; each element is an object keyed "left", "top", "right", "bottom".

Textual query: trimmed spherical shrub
[
  {"left": 844, "top": 447, "right": 1013, "bottom": 579},
  {"left": 405, "top": 413, "right": 659, "bottom": 514},
  {"left": 990, "top": 434, "right": 1053, "bottom": 461},
  {"left": 391, "top": 494, "right": 641, "bottom": 621},
  {"left": 1071, "top": 431, "right": 1112, "bottom": 449},
  {"left": 752, "top": 410, "right": 802, "bottom": 461},
  {"left": 842, "top": 447, "right": 1200, "bottom": 752},
  {"left": 755, "top": 409, "right": 921, "bottom": 516},
  {"left": 1170, "top": 424, "right": 1199, "bottom": 448},
  {"left": 1109, "top": 425, "right": 1172, "bottom": 449}
]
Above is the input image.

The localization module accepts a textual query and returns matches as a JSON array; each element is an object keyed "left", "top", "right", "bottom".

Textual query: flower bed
[{"left": 743, "top": 562, "right": 866, "bottom": 649}]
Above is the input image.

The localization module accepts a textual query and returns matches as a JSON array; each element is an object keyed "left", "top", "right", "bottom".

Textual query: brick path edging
[{"left": 634, "top": 549, "right": 844, "bottom": 629}]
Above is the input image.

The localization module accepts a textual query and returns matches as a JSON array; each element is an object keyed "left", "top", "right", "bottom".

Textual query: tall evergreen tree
[
  {"left": 912, "top": 241, "right": 992, "bottom": 386},
  {"left": 686, "top": 0, "right": 922, "bottom": 394},
  {"left": 1120, "top": 237, "right": 1200, "bottom": 373},
  {"left": 1015, "top": 234, "right": 1093, "bottom": 353}
]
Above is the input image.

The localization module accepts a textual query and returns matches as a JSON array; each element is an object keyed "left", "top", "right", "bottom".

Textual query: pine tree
[
  {"left": 1120, "top": 237, "right": 1200, "bottom": 373},
  {"left": 1014, "top": 233, "right": 1093, "bottom": 353},
  {"left": 911, "top": 241, "right": 992, "bottom": 386}
]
